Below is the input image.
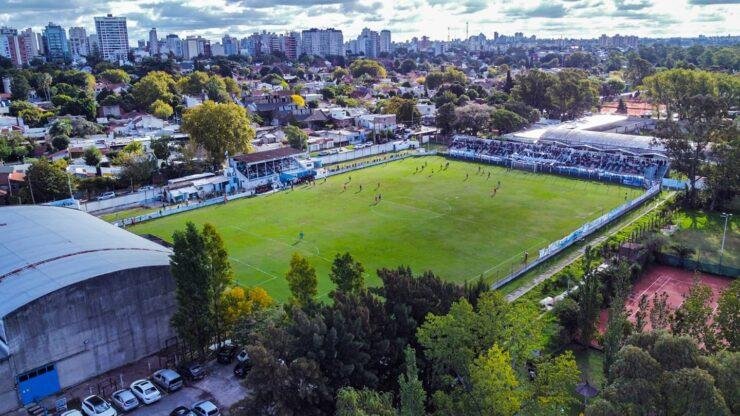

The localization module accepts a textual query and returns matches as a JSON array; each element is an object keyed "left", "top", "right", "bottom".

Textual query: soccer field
[{"left": 130, "top": 156, "right": 643, "bottom": 301}]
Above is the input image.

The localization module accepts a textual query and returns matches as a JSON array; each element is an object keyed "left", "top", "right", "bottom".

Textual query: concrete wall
[
  {"left": 0, "top": 266, "right": 175, "bottom": 413},
  {"left": 80, "top": 188, "right": 163, "bottom": 213}
]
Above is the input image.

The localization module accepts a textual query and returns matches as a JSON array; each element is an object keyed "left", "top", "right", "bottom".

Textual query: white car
[
  {"left": 97, "top": 191, "right": 116, "bottom": 200},
  {"left": 110, "top": 389, "right": 139, "bottom": 412},
  {"left": 138, "top": 186, "right": 156, "bottom": 192},
  {"left": 129, "top": 379, "right": 161, "bottom": 404},
  {"left": 61, "top": 411, "right": 84, "bottom": 416},
  {"left": 81, "top": 395, "right": 117, "bottom": 416},
  {"left": 192, "top": 401, "right": 220, "bottom": 416}
]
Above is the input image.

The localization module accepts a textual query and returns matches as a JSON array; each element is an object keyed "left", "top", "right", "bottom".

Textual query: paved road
[{"left": 126, "top": 360, "right": 247, "bottom": 416}]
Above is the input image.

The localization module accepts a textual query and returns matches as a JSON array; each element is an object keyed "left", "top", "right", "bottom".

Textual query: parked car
[
  {"left": 110, "top": 389, "right": 139, "bottom": 412},
  {"left": 177, "top": 361, "right": 206, "bottom": 381},
  {"left": 216, "top": 344, "right": 238, "bottom": 364},
  {"left": 170, "top": 406, "right": 197, "bottom": 416},
  {"left": 81, "top": 395, "right": 117, "bottom": 416},
  {"left": 97, "top": 191, "right": 116, "bottom": 200},
  {"left": 138, "top": 185, "right": 155, "bottom": 192},
  {"left": 191, "top": 400, "right": 220, "bottom": 416},
  {"left": 236, "top": 349, "right": 249, "bottom": 363},
  {"left": 152, "top": 368, "right": 184, "bottom": 392},
  {"left": 130, "top": 379, "right": 161, "bottom": 404},
  {"left": 233, "top": 360, "right": 252, "bottom": 378},
  {"left": 61, "top": 411, "right": 84, "bottom": 416}
]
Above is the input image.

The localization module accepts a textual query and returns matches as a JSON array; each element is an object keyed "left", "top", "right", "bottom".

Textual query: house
[
  {"left": 164, "top": 172, "right": 230, "bottom": 203},
  {"left": 357, "top": 114, "right": 396, "bottom": 133},
  {"left": 0, "top": 164, "right": 28, "bottom": 204}
]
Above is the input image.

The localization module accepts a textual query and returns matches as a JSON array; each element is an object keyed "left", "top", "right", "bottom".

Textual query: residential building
[
  {"left": 148, "top": 28, "right": 159, "bottom": 55},
  {"left": 164, "top": 34, "right": 182, "bottom": 57},
  {"left": 20, "top": 29, "right": 39, "bottom": 62},
  {"left": 0, "top": 27, "right": 22, "bottom": 66},
  {"left": 68, "top": 27, "right": 89, "bottom": 58},
  {"left": 211, "top": 42, "right": 225, "bottom": 57},
  {"left": 301, "top": 28, "right": 343, "bottom": 57},
  {"left": 222, "top": 34, "right": 238, "bottom": 56},
  {"left": 94, "top": 14, "right": 129, "bottom": 62},
  {"left": 42, "top": 22, "right": 70, "bottom": 62},
  {"left": 87, "top": 33, "right": 99, "bottom": 55},
  {"left": 380, "top": 29, "right": 391, "bottom": 54},
  {"left": 356, "top": 28, "right": 380, "bottom": 58},
  {"left": 281, "top": 31, "right": 300, "bottom": 59}
]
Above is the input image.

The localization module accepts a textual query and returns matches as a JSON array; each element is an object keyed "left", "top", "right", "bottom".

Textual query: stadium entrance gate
[{"left": 17, "top": 363, "right": 61, "bottom": 405}]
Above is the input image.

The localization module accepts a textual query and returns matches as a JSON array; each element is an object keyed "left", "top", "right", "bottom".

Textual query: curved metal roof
[
  {"left": 538, "top": 128, "right": 665, "bottom": 155},
  {"left": 0, "top": 206, "right": 171, "bottom": 319}
]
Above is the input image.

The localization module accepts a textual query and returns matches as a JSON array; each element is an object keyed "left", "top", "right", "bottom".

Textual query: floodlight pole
[{"left": 719, "top": 213, "right": 732, "bottom": 266}]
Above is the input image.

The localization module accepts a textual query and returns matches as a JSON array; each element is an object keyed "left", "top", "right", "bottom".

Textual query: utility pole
[
  {"left": 27, "top": 175, "right": 35, "bottom": 204},
  {"left": 719, "top": 212, "right": 732, "bottom": 266}
]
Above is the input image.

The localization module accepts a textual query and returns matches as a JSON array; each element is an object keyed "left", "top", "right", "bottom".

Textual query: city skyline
[{"left": 1, "top": 0, "right": 737, "bottom": 45}]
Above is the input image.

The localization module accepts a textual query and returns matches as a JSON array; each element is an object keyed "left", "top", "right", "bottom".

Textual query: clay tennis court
[{"left": 599, "top": 265, "right": 733, "bottom": 333}]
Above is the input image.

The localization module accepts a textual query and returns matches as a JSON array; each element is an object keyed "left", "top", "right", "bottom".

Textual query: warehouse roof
[{"left": 0, "top": 206, "right": 171, "bottom": 319}]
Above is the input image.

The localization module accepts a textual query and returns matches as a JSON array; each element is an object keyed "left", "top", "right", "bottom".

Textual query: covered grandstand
[{"left": 230, "top": 147, "right": 316, "bottom": 192}]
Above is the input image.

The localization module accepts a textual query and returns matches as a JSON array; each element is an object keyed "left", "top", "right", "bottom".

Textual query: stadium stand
[
  {"left": 449, "top": 135, "right": 668, "bottom": 183},
  {"left": 229, "top": 147, "right": 316, "bottom": 192}
]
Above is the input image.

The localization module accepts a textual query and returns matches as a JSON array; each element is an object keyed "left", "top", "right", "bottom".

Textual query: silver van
[{"left": 151, "top": 369, "right": 183, "bottom": 392}]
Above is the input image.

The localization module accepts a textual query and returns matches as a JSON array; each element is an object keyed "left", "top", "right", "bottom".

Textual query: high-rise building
[
  {"left": 222, "top": 34, "right": 238, "bottom": 56},
  {"left": 164, "top": 34, "right": 182, "bottom": 57},
  {"left": 42, "top": 22, "right": 70, "bottom": 62},
  {"left": 87, "top": 33, "right": 99, "bottom": 55},
  {"left": 94, "top": 14, "right": 129, "bottom": 62},
  {"left": 380, "top": 29, "right": 391, "bottom": 54},
  {"left": 0, "top": 27, "right": 23, "bottom": 66},
  {"left": 149, "top": 28, "right": 159, "bottom": 55},
  {"left": 301, "top": 28, "right": 343, "bottom": 58},
  {"left": 280, "top": 32, "right": 300, "bottom": 60},
  {"left": 68, "top": 27, "right": 89, "bottom": 58},
  {"left": 183, "top": 36, "right": 209, "bottom": 59},
  {"left": 357, "top": 28, "right": 380, "bottom": 58},
  {"left": 20, "top": 28, "right": 39, "bottom": 62}
]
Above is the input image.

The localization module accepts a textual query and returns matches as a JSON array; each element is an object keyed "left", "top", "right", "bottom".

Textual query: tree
[
  {"left": 615, "top": 98, "right": 628, "bottom": 114},
  {"left": 672, "top": 274, "right": 716, "bottom": 351},
  {"left": 222, "top": 286, "right": 274, "bottom": 339},
  {"left": 715, "top": 280, "right": 739, "bottom": 351},
  {"left": 291, "top": 94, "right": 305, "bottom": 107},
  {"left": 0, "top": 131, "right": 31, "bottom": 162},
  {"left": 399, "top": 59, "right": 417, "bottom": 74},
  {"left": 381, "top": 96, "right": 420, "bottom": 125},
  {"left": 285, "top": 253, "right": 318, "bottom": 310},
  {"left": 577, "top": 248, "right": 602, "bottom": 346},
  {"left": 170, "top": 222, "right": 214, "bottom": 358},
  {"left": 490, "top": 108, "right": 527, "bottom": 134},
  {"left": 553, "top": 297, "right": 580, "bottom": 344},
  {"left": 329, "top": 252, "right": 365, "bottom": 295},
  {"left": 204, "top": 76, "right": 231, "bottom": 103},
  {"left": 704, "top": 133, "right": 739, "bottom": 210},
  {"left": 603, "top": 298, "right": 629, "bottom": 382},
  {"left": 662, "top": 368, "right": 730, "bottom": 415},
  {"left": 10, "top": 74, "right": 30, "bottom": 101},
  {"left": 49, "top": 119, "right": 73, "bottom": 138},
  {"left": 454, "top": 103, "right": 493, "bottom": 135},
  {"left": 564, "top": 51, "right": 597, "bottom": 69},
  {"left": 436, "top": 102, "right": 456, "bottom": 134},
  {"left": 349, "top": 59, "right": 387, "bottom": 79},
  {"left": 398, "top": 347, "right": 426, "bottom": 416},
  {"left": 182, "top": 100, "right": 254, "bottom": 165},
  {"left": 548, "top": 69, "right": 599, "bottom": 120},
  {"left": 51, "top": 135, "right": 70, "bottom": 151},
  {"left": 99, "top": 69, "right": 131, "bottom": 84},
  {"left": 150, "top": 136, "right": 171, "bottom": 160},
  {"left": 132, "top": 71, "right": 178, "bottom": 110},
  {"left": 84, "top": 146, "right": 103, "bottom": 166},
  {"left": 468, "top": 344, "right": 522, "bottom": 416},
  {"left": 512, "top": 70, "right": 555, "bottom": 110},
  {"left": 502, "top": 70, "right": 514, "bottom": 93},
  {"left": 649, "top": 292, "right": 672, "bottom": 330},
  {"left": 335, "top": 387, "right": 396, "bottom": 416},
  {"left": 601, "top": 78, "right": 626, "bottom": 98},
  {"left": 284, "top": 125, "right": 308, "bottom": 150},
  {"left": 527, "top": 351, "right": 581, "bottom": 414},
  {"left": 203, "top": 223, "right": 233, "bottom": 344},
  {"left": 625, "top": 56, "right": 654, "bottom": 86},
  {"left": 150, "top": 99, "right": 174, "bottom": 119},
  {"left": 23, "top": 159, "right": 71, "bottom": 203}
]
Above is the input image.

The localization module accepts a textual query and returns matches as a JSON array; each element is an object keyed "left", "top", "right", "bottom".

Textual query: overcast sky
[{"left": 1, "top": 0, "right": 737, "bottom": 44}]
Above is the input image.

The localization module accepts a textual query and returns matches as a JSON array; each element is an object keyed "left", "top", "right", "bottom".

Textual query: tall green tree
[
  {"left": 284, "top": 125, "right": 308, "bottom": 150},
  {"left": 23, "top": 159, "right": 71, "bottom": 203},
  {"left": 527, "top": 351, "right": 581, "bottom": 415},
  {"left": 170, "top": 222, "right": 214, "bottom": 358},
  {"left": 203, "top": 223, "right": 233, "bottom": 344},
  {"left": 715, "top": 280, "right": 739, "bottom": 351},
  {"left": 577, "top": 247, "right": 602, "bottom": 346},
  {"left": 335, "top": 387, "right": 396, "bottom": 416},
  {"left": 329, "top": 252, "right": 365, "bottom": 295},
  {"left": 398, "top": 347, "right": 426, "bottom": 416},
  {"left": 285, "top": 253, "right": 318, "bottom": 310},
  {"left": 671, "top": 274, "right": 716, "bottom": 351}
]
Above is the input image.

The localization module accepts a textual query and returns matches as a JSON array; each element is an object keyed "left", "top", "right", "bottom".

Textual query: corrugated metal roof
[{"left": 0, "top": 206, "right": 171, "bottom": 319}]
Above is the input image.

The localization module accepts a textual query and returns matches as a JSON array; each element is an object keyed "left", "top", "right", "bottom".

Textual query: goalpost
[{"left": 510, "top": 160, "right": 538, "bottom": 173}]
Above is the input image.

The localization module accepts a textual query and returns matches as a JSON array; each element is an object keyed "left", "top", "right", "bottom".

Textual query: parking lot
[{"left": 124, "top": 361, "right": 247, "bottom": 416}]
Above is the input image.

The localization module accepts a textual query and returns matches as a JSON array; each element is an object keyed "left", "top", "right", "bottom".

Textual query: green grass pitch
[{"left": 129, "top": 156, "right": 643, "bottom": 301}]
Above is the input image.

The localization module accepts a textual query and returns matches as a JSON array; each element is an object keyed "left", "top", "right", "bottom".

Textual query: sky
[{"left": 0, "top": 0, "right": 737, "bottom": 44}]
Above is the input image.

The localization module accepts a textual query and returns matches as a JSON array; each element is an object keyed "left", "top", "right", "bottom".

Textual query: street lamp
[{"left": 719, "top": 212, "right": 732, "bottom": 267}]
